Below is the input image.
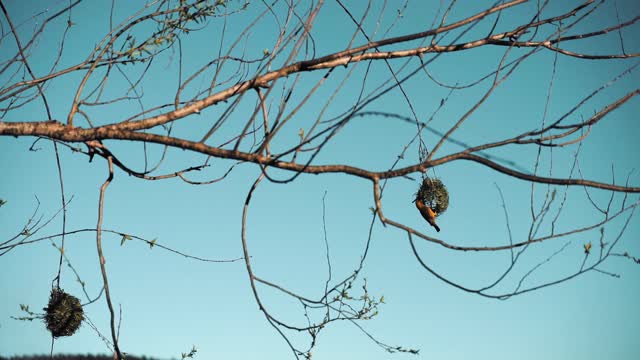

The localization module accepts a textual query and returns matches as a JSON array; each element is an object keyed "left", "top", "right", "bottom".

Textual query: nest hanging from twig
[
  {"left": 44, "top": 287, "right": 84, "bottom": 337},
  {"left": 415, "top": 178, "right": 449, "bottom": 215}
]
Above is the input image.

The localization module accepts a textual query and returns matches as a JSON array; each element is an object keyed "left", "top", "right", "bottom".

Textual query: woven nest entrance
[
  {"left": 44, "top": 288, "right": 84, "bottom": 337},
  {"left": 415, "top": 178, "right": 449, "bottom": 216}
]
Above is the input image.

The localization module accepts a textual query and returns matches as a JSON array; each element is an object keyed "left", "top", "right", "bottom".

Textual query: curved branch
[
  {"left": 456, "top": 153, "right": 640, "bottom": 193},
  {"left": 95, "top": 156, "right": 122, "bottom": 360}
]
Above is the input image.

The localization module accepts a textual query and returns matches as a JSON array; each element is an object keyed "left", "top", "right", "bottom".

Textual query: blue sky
[{"left": 1, "top": 1, "right": 639, "bottom": 359}]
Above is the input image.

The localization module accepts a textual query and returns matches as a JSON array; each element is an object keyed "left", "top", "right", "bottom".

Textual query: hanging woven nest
[
  {"left": 415, "top": 178, "right": 449, "bottom": 216},
  {"left": 44, "top": 287, "right": 84, "bottom": 337}
]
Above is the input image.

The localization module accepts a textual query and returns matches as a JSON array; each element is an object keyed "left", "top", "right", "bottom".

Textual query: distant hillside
[{"left": 0, "top": 355, "right": 163, "bottom": 360}]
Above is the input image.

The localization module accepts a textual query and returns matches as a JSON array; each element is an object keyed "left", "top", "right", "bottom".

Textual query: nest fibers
[
  {"left": 44, "top": 287, "right": 84, "bottom": 337},
  {"left": 416, "top": 178, "right": 449, "bottom": 215}
]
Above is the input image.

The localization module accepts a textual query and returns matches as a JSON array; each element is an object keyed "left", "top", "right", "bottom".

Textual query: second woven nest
[{"left": 44, "top": 287, "right": 84, "bottom": 338}]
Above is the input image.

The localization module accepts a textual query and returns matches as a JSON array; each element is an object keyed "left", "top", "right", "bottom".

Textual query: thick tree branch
[{"left": 1, "top": 120, "right": 638, "bottom": 193}]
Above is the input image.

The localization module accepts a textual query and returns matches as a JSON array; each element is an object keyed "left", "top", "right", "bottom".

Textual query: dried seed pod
[
  {"left": 44, "top": 288, "right": 84, "bottom": 337},
  {"left": 415, "top": 178, "right": 449, "bottom": 216}
]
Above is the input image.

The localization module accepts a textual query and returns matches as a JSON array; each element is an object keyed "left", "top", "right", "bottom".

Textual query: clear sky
[{"left": 1, "top": 1, "right": 639, "bottom": 359}]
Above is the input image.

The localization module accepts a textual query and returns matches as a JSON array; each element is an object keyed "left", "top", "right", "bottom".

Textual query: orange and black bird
[{"left": 415, "top": 197, "right": 440, "bottom": 232}]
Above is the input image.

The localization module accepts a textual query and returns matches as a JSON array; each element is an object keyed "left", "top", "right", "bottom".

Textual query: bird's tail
[{"left": 433, "top": 224, "right": 441, "bottom": 232}]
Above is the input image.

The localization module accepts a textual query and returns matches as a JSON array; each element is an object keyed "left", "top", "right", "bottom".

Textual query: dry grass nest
[
  {"left": 44, "top": 287, "right": 84, "bottom": 337},
  {"left": 416, "top": 178, "right": 449, "bottom": 216}
]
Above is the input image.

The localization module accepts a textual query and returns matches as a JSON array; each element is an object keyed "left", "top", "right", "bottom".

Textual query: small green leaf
[
  {"left": 51, "top": 243, "right": 64, "bottom": 254},
  {"left": 181, "top": 345, "right": 198, "bottom": 359},
  {"left": 121, "top": 234, "right": 132, "bottom": 246}
]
